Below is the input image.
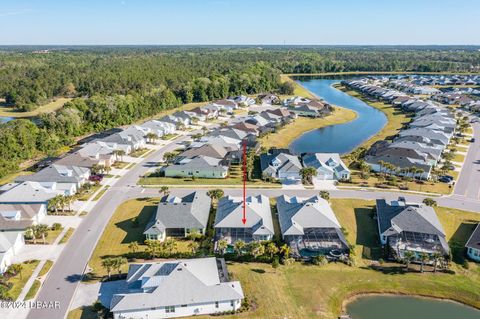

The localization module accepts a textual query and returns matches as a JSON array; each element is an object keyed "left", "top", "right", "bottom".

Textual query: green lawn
[
  {"left": 339, "top": 171, "right": 453, "bottom": 195},
  {"left": 38, "top": 260, "right": 54, "bottom": 277},
  {"left": 224, "top": 199, "right": 480, "bottom": 319},
  {"left": 25, "top": 279, "right": 41, "bottom": 300},
  {"left": 130, "top": 148, "right": 150, "bottom": 158},
  {"left": 92, "top": 185, "right": 110, "bottom": 201},
  {"left": 79, "top": 197, "right": 480, "bottom": 318},
  {"left": 86, "top": 198, "right": 195, "bottom": 280},
  {"left": 59, "top": 228, "right": 75, "bottom": 244},
  {"left": 453, "top": 153, "right": 466, "bottom": 163},
  {"left": 259, "top": 107, "right": 357, "bottom": 150},
  {"left": 5, "top": 260, "right": 40, "bottom": 300},
  {"left": 0, "top": 97, "right": 72, "bottom": 118},
  {"left": 76, "top": 184, "right": 102, "bottom": 201},
  {"left": 112, "top": 161, "right": 130, "bottom": 169}
]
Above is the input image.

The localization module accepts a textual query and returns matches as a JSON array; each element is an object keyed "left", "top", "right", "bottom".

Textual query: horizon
[{"left": 1, "top": 0, "right": 480, "bottom": 45}]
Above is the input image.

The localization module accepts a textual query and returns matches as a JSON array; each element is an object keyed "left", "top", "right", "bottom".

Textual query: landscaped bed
[
  {"left": 86, "top": 198, "right": 198, "bottom": 280},
  {"left": 81, "top": 197, "right": 480, "bottom": 318}
]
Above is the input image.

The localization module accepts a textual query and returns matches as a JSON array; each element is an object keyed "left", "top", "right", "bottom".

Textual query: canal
[{"left": 289, "top": 78, "right": 387, "bottom": 154}]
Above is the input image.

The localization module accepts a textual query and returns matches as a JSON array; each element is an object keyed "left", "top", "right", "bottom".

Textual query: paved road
[
  {"left": 27, "top": 123, "right": 480, "bottom": 319},
  {"left": 27, "top": 136, "right": 189, "bottom": 319},
  {"left": 454, "top": 120, "right": 480, "bottom": 200}
]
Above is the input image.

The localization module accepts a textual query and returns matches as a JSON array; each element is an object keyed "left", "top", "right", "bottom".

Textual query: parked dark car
[
  {"left": 439, "top": 175, "right": 454, "bottom": 183},
  {"left": 89, "top": 175, "right": 104, "bottom": 182},
  {"left": 470, "top": 138, "right": 475, "bottom": 143}
]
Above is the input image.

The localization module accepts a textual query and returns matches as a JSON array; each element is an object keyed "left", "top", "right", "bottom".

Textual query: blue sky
[{"left": 1, "top": 0, "right": 479, "bottom": 45}]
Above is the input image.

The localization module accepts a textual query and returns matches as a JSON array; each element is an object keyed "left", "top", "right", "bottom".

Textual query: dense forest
[{"left": 0, "top": 46, "right": 479, "bottom": 178}]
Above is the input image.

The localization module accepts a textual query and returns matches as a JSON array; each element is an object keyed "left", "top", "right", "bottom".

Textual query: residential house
[
  {"left": 0, "top": 231, "right": 24, "bottom": 274},
  {"left": 15, "top": 164, "right": 90, "bottom": 194},
  {"left": 163, "top": 156, "right": 229, "bottom": 179},
  {"left": 0, "top": 203, "right": 47, "bottom": 230},
  {"left": 302, "top": 153, "right": 350, "bottom": 181},
  {"left": 233, "top": 95, "right": 255, "bottom": 107},
  {"left": 176, "top": 144, "right": 229, "bottom": 163},
  {"left": 0, "top": 181, "right": 74, "bottom": 204},
  {"left": 213, "top": 99, "right": 238, "bottom": 112},
  {"left": 143, "top": 192, "right": 211, "bottom": 241},
  {"left": 260, "top": 150, "right": 302, "bottom": 181},
  {"left": 258, "top": 93, "right": 279, "bottom": 106},
  {"left": 376, "top": 198, "right": 449, "bottom": 262},
  {"left": 466, "top": 224, "right": 480, "bottom": 262},
  {"left": 283, "top": 96, "right": 311, "bottom": 106},
  {"left": 276, "top": 195, "right": 349, "bottom": 257},
  {"left": 214, "top": 195, "right": 274, "bottom": 245},
  {"left": 110, "top": 258, "right": 244, "bottom": 319}
]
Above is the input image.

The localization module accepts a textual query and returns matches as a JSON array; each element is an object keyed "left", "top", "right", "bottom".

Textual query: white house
[
  {"left": 466, "top": 224, "right": 480, "bottom": 262},
  {"left": 302, "top": 153, "right": 350, "bottom": 181},
  {"left": 110, "top": 258, "right": 244, "bottom": 319},
  {"left": 0, "top": 181, "right": 72, "bottom": 204},
  {"left": 0, "top": 231, "right": 24, "bottom": 274}
]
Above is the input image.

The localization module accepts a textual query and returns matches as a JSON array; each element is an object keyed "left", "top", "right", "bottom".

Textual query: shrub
[{"left": 51, "top": 223, "right": 62, "bottom": 231}]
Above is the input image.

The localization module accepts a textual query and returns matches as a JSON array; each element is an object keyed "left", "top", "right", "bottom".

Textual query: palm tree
[
  {"left": 217, "top": 239, "right": 228, "bottom": 254},
  {"left": 377, "top": 160, "right": 386, "bottom": 178},
  {"left": 113, "top": 257, "right": 127, "bottom": 275},
  {"left": 248, "top": 242, "right": 265, "bottom": 259},
  {"left": 234, "top": 239, "right": 246, "bottom": 256},
  {"left": 9, "top": 264, "right": 23, "bottom": 279},
  {"left": 188, "top": 241, "right": 200, "bottom": 254},
  {"left": 419, "top": 252, "right": 430, "bottom": 273},
  {"left": 280, "top": 244, "right": 291, "bottom": 259},
  {"left": 30, "top": 224, "right": 50, "bottom": 245},
  {"left": 128, "top": 241, "right": 139, "bottom": 254},
  {"left": 319, "top": 191, "right": 330, "bottom": 201},
  {"left": 162, "top": 238, "right": 177, "bottom": 255},
  {"left": 299, "top": 167, "right": 318, "bottom": 185},
  {"left": 431, "top": 252, "right": 442, "bottom": 273},
  {"left": 64, "top": 195, "right": 74, "bottom": 212},
  {"left": 163, "top": 152, "right": 177, "bottom": 164},
  {"left": 101, "top": 258, "right": 115, "bottom": 278},
  {"left": 403, "top": 251, "right": 415, "bottom": 271},
  {"left": 48, "top": 195, "right": 63, "bottom": 213},
  {"left": 159, "top": 186, "right": 170, "bottom": 198},
  {"left": 207, "top": 189, "right": 224, "bottom": 205},
  {"left": 113, "top": 149, "right": 126, "bottom": 162},
  {"left": 146, "top": 132, "right": 159, "bottom": 144},
  {"left": 145, "top": 240, "right": 163, "bottom": 258},
  {"left": 265, "top": 242, "right": 279, "bottom": 259}
]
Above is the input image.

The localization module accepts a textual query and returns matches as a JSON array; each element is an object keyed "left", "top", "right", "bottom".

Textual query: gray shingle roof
[
  {"left": 276, "top": 195, "right": 344, "bottom": 236},
  {"left": 376, "top": 199, "right": 445, "bottom": 237},
  {"left": 143, "top": 192, "right": 211, "bottom": 235}
]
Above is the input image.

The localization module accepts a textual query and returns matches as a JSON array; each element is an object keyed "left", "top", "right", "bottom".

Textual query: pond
[
  {"left": 288, "top": 78, "right": 387, "bottom": 154},
  {"left": 0, "top": 116, "right": 14, "bottom": 124},
  {"left": 346, "top": 295, "right": 480, "bottom": 319}
]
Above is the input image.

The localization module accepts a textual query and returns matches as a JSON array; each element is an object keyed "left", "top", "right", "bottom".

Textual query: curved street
[{"left": 26, "top": 119, "right": 479, "bottom": 319}]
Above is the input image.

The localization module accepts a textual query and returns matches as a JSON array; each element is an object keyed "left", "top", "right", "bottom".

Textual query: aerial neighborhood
[{"left": 0, "top": 44, "right": 479, "bottom": 319}]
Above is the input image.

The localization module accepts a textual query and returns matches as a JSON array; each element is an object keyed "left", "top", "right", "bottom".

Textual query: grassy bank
[
  {"left": 280, "top": 74, "right": 317, "bottom": 99},
  {"left": 336, "top": 85, "right": 410, "bottom": 149},
  {"left": 81, "top": 196, "right": 480, "bottom": 318},
  {"left": 226, "top": 199, "right": 480, "bottom": 319},
  {"left": 0, "top": 97, "right": 72, "bottom": 118},
  {"left": 259, "top": 106, "right": 357, "bottom": 149}
]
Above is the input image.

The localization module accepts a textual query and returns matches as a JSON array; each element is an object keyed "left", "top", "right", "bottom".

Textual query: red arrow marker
[{"left": 242, "top": 140, "right": 247, "bottom": 224}]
